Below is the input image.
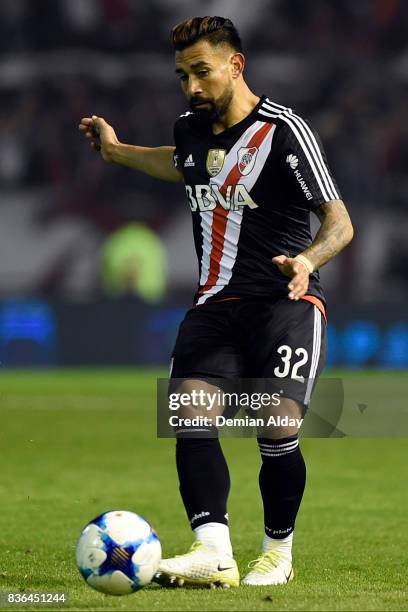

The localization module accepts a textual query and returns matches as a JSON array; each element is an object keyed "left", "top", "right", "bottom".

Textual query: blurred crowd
[{"left": 1, "top": 0, "right": 407, "bottom": 303}]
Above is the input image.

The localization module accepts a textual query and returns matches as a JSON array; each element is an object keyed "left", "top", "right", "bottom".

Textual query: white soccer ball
[{"left": 76, "top": 510, "right": 161, "bottom": 595}]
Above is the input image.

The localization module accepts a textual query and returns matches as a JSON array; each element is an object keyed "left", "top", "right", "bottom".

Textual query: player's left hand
[{"left": 272, "top": 255, "right": 310, "bottom": 300}]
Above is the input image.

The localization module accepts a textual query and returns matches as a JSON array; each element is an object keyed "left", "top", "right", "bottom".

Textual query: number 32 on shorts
[{"left": 273, "top": 345, "right": 308, "bottom": 383}]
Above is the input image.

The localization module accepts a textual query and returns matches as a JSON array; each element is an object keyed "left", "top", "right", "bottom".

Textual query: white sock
[
  {"left": 194, "top": 522, "right": 233, "bottom": 558},
  {"left": 262, "top": 532, "right": 293, "bottom": 560}
]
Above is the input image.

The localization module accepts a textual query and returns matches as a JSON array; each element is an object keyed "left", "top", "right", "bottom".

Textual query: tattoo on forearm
[{"left": 303, "top": 200, "right": 353, "bottom": 270}]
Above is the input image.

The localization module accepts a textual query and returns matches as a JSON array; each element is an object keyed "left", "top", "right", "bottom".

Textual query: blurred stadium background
[{"left": 1, "top": 0, "right": 407, "bottom": 369}]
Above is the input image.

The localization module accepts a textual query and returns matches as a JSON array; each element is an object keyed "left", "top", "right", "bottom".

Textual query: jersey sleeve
[
  {"left": 173, "top": 120, "right": 181, "bottom": 170},
  {"left": 276, "top": 118, "right": 342, "bottom": 210},
  {"left": 173, "top": 111, "right": 193, "bottom": 172}
]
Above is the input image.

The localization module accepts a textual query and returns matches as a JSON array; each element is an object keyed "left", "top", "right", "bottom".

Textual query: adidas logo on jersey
[
  {"left": 286, "top": 154, "right": 298, "bottom": 169},
  {"left": 184, "top": 154, "right": 195, "bottom": 167}
]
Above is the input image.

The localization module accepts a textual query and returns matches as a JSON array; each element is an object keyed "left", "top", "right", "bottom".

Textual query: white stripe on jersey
[
  {"left": 262, "top": 99, "right": 338, "bottom": 199},
  {"left": 304, "top": 305, "right": 322, "bottom": 405},
  {"left": 259, "top": 106, "right": 332, "bottom": 202},
  {"left": 259, "top": 100, "right": 339, "bottom": 202},
  {"left": 197, "top": 120, "right": 270, "bottom": 295},
  {"left": 196, "top": 207, "right": 243, "bottom": 305},
  {"left": 197, "top": 121, "right": 276, "bottom": 305},
  {"left": 210, "top": 120, "right": 266, "bottom": 186},
  {"left": 199, "top": 211, "right": 213, "bottom": 286},
  {"left": 262, "top": 99, "right": 339, "bottom": 200},
  {"left": 263, "top": 99, "right": 339, "bottom": 200},
  {"left": 197, "top": 121, "right": 264, "bottom": 292}
]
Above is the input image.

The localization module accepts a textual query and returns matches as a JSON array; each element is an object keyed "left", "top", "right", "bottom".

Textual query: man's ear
[{"left": 230, "top": 52, "right": 245, "bottom": 78}]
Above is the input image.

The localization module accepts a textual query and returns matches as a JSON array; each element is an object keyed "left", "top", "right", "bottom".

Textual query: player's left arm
[
  {"left": 304, "top": 199, "right": 354, "bottom": 269},
  {"left": 272, "top": 118, "right": 353, "bottom": 300},
  {"left": 273, "top": 199, "right": 354, "bottom": 300}
]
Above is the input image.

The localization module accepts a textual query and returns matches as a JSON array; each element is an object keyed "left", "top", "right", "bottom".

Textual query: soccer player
[{"left": 79, "top": 16, "right": 353, "bottom": 588}]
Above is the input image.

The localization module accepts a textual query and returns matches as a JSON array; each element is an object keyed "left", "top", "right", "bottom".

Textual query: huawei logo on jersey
[
  {"left": 286, "top": 154, "right": 313, "bottom": 200},
  {"left": 286, "top": 154, "right": 299, "bottom": 169},
  {"left": 238, "top": 146, "right": 259, "bottom": 175}
]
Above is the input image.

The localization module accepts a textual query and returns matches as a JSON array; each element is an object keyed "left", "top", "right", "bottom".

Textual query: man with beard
[{"left": 79, "top": 16, "right": 353, "bottom": 588}]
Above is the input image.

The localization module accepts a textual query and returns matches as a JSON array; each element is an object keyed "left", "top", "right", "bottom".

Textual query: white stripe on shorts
[{"left": 304, "top": 305, "right": 322, "bottom": 405}]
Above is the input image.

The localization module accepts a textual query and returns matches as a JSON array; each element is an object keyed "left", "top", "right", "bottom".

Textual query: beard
[{"left": 189, "top": 85, "right": 234, "bottom": 130}]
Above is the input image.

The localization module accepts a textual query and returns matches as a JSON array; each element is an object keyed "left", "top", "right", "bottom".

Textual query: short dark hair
[{"left": 171, "top": 16, "right": 243, "bottom": 53}]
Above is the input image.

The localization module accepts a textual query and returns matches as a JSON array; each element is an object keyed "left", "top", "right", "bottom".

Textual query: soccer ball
[{"left": 76, "top": 510, "right": 161, "bottom": 595}]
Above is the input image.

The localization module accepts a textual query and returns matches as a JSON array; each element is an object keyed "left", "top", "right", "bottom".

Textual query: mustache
[{"left": 189, "top": 97, "right": 214, "bottom": 108}]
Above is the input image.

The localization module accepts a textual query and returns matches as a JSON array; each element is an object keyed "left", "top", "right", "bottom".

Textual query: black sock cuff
[
  {"left": 257, "top": 435, "right": 299, "bottom": 457},
  {"left": 175, "top": 425, "right": 219, "bottom": 439}
]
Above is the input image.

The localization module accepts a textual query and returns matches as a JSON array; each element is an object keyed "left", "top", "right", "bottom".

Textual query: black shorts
[{"left": 170, "top": 297, "right": 327, "bottom": 408}]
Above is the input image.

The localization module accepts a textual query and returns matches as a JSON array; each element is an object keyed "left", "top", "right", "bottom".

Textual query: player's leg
[
  {"left": 173, "top": 379, "right": 230, "bottom": 546},
  {"left": 155, "top": 303, "right": 243, "bottom": 588},
  {"left": 241, "top": 299, "right": 326, "bottom": 586},
  {"left": 157, "top": 378, "right": 239, "bottom": 588},
  {"left": 242, "top": 398, "right": 304, "bottom": 585}
]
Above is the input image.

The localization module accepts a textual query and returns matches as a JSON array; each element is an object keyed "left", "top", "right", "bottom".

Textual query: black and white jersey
[{"left": 173, "top": 95, "right": 341, "bottom": 306}]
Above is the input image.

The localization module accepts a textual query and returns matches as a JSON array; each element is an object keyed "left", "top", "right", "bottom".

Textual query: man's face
[{"left": 175, "top": 40, "right": 236, "bottom": 123}]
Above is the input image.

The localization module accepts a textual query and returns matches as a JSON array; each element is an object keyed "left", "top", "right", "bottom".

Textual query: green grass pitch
[{"left": 0, "top": 369, "right": 407, "bottom": 611}]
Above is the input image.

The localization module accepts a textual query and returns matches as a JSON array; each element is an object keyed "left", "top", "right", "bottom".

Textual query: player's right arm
[{"left": 78, "top": 115, "right": 183, "bottom": 183}]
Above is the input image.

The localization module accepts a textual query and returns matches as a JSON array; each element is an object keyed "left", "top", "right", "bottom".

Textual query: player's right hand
[{"left": 78, "top": 115, "right": 119, "bottom": 162}]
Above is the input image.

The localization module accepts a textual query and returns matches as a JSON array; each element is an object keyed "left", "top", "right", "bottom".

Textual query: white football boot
[
  {"left": 241, "top": 550, "right": 294, "bottom": 586},
  {"left": 154, "top": 541, "right": 240, "bottom": 588}
]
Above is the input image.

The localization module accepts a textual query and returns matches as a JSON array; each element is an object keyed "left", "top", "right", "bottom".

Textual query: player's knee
[
  {"left": 257, "top": 397, "right": 304, "bottom": 439},
  {"left": 258, "top": 425, "right": 300, "bottom": 440}
]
